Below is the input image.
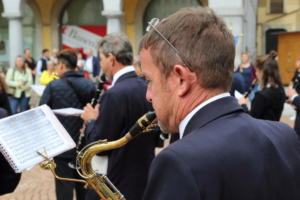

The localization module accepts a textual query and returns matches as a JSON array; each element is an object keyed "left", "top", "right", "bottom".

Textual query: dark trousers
[
  {"left": 85, "top": 189, "right": 99, "bottom": 200},
  {"left": 54, "top": 157, "right": 86, "bottom": 200}
]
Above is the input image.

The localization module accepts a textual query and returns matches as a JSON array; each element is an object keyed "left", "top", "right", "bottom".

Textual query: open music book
[{"left": 0, "top": 105, "right": 76, "bottom": 173}]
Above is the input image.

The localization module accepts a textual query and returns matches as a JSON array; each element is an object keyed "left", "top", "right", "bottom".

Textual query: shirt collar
[
  {"left": 178, "top": 92, "right": 230, "bottom": 139},
  {"left": 111, "top": 66, "right": 135, "bottom": 88}
]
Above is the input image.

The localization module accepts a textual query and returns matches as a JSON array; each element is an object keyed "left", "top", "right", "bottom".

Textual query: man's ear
[
  {"left": 108, "top": 53, "right": 115, "bottom": 67},
  {"left": 173, "top": 65, "right": 196, "bottom": 97}
]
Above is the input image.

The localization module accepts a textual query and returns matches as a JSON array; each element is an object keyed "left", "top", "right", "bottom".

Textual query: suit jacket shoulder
[{"left": 144, "top": 97, "right": 300, "bottom": 200}]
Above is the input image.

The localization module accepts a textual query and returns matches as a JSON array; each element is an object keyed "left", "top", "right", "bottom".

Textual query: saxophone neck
[{"left": 77, "top": 133, "right": 133, "bottom": 178}]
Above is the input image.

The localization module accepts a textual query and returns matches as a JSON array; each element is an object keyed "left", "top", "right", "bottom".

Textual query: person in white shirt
[{"left": 84, "top": 49, "right": 100, "bottom": 80}]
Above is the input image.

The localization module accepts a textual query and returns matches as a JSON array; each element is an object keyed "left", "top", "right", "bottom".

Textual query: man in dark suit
[
  {"left": 139, "top": 7, "right": 300, "bottom": 200},
  {"left": 81, "top": 33, "right": 158, "bottom": 200}
]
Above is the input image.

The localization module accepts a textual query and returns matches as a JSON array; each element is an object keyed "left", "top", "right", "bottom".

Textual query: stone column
[
  {"left": 209, "top": 0, "right": 258, "bottom": 67},
  {"left": 2, "top": 0, "right": 24, "bottom": 68},
  {"left": 102, "top": 0, "right": 124, "bottom": 34}
]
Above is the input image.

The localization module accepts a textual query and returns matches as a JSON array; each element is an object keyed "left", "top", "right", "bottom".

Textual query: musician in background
[
  {"left": 287, "top": 86, "right": 300, "bottom": 137},
  {"left": 40, "top": 50, "right": 95, "bottom": 200},
  {"left": 287, "top": 58, "right": 300, "bottom": 137},
  {"left": 81, "top": 33, "right": 158, "bottom": 200},
  {"left": 139, "top": 7, "right": 300, "bottom": 199},
  {"left": 238, "top": 54, "right": 286, "bottom": 121},
  {"left": 291, "top": 58, "right": 300, "bottom": 93}
]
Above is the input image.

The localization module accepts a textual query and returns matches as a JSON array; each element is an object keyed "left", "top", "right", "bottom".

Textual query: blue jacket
[
  {"left": 40, "top": 70, "right": 96, "bottom": 158},
  {"left": 143, "top": 96, "right": 300, "bottom": 200}
]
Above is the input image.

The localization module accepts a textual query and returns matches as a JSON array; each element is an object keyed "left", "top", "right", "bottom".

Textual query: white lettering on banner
[{"left": 62, "top": 26, "right": 103, "bottom": 52}]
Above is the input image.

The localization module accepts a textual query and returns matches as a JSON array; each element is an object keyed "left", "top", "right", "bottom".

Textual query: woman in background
[
  {"left": 6, "top": 56, "right": 33, "bottom": 114},
  {"left": 238, "top": 53, "right": 256, "bottom": 90},
  {"left": 238, "top": 54, "right": 286, "bottom": 121}
]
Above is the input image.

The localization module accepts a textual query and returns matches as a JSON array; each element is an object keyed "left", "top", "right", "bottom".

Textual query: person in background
[
  {"left": 5, "top": 56, "right": 33, "bottom": 114},
  {"left": 84, "top": 49, "right": 100, "bottom": 80},
  {"left": 230, "top": 65, "right": 245, "bottom": 96},
  {"left": 39, "top": 60, "right": 58, "bottom": 85},
  {"left": 24, "top": 48, "right": 36, "bottom": 82},
  {"left": 133, "top": 55, "right": 143, "bottom": 76},
  {"left": 290, "top": 58, "right": 300, "bottom": 92},
  {"left": 238, "top": 54, "right": 286, "bottom": 121},
  {"left": 81, "top": 33, "right": 158, "bottom": 200},
  {"left": 0, "top": 71, "right": 11, "bottom": 114},
  {"left": 238, "top": 52, "right": 256, "bottom": 91},
  {"left": 287, "top": 85, "right": 300, "bottom": 137},
  {"left": 36, "top": 49, "right": 50, "bottom": 78},
  {"left": 139, "top": 7, "right": 300, "bottom": 200},
  {"left": 51, "top": 48, "right": 59, "bottom": 63},
  {"left": 76, "top": 52, "right": 89, "bottom": 79},
  {"left": 40, "top": 50, "right": 95, "bottom": 200}
]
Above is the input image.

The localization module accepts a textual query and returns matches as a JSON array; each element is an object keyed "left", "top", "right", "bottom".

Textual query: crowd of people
[{"left": 1, "top": 6, "right": 300, "bottom": 200}]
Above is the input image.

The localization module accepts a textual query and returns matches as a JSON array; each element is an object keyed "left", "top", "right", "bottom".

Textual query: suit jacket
[
  {"left": 292, "top": 95, "right": 300, "bottom": 137},
  {"left": 87, "top": 71, "right": 158, "bottom": 200},
  {"left": 143, "top": 96, "right": 300, "bottom": 200},
  {"left": 250, "top": 87, "right": 286, "bottom": 121}
]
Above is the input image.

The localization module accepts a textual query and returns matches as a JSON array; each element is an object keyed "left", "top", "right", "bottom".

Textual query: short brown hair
[{"left": 139, "top": 7, "right": 235, "bottom": 90}]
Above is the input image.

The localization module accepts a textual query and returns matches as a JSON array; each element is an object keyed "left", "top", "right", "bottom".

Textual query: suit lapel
[{"left": 183, "top": 97, "right": 244, "bottom": 137}]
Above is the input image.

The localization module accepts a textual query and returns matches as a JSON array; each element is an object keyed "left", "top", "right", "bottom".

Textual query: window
[{"left": 270, "top": 0, "right": 283, "bottom": 14}]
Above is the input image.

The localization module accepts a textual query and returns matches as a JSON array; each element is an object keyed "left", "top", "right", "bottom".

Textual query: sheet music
[
  {"left": 0, "top": 105, "right": 75, "bottom": 173},
  {"left": 31, "top": 85, "right": 46, "bottom": 96},
  {"left": 234, "top": 90, "right": 243, "bottom": 99},
  {"left": 52, "top": 108, "right": 84, "bottom": 116}
]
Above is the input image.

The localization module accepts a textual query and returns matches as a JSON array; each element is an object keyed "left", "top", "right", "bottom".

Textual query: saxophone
[{"left": 40, "top": 111, "right": 157, "bottom": 200}]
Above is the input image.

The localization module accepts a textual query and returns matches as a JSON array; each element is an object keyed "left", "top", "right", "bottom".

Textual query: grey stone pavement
[{"left": 1, "top": 96, "right": 297, "bottom": 200}]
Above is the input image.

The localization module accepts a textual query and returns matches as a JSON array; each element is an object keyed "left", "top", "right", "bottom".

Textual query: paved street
[
  {"left": 1, "top": 103, "right": 297, "bottom": 200},
  {"left": 1, "top": 166, "right": 56, "bottom": 200}
]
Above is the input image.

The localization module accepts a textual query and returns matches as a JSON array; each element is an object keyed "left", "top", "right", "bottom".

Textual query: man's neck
[{"left": 175, "top": 87, "right": 225, "bottom": 128}]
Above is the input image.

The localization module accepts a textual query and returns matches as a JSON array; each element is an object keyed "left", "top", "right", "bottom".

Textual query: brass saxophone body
[{"left": 75, "top": 111, "right": 157, "bottom": 200}]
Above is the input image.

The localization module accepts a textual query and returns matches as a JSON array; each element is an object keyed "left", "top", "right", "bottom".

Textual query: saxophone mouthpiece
[{"left": 129, "top": 112, "right": 157, "bottom": 137}]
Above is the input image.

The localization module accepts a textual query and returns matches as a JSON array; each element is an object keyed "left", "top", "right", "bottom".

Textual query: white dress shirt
[
  {"left": 84, "top": 56, "right": 93, "bottom": 73},
  {"left": 178, "top": 92, "right": 230, "bottom": 139},
  {"left": 110, "top": 66, "right": 135, "bottom": 88}
]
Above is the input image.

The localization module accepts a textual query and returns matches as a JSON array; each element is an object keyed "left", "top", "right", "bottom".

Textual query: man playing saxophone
[
  {"left": 81, "top": 33, "right": 158, "bottom": 200},
  {"left": 139, "top": 7, "right": 300, "bottom": 200}
]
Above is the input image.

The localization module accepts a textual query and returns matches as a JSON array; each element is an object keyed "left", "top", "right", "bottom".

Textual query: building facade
[
  {"left": 1, "top": 0, "right": 258, "bottom": 69},
  {"left": 257, "top": 0, "right": 300, "bottom": 55}
]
